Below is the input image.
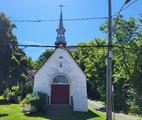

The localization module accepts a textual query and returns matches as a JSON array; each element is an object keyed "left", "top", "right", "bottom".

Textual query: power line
[
  {"left": 0, "top": 44, "right": 110, "bottom": 48},
  {"left": 112, "top": 0, "right": 139, "bottom": 32},
  {"left": 0, "top": 44, "right": 141, "bottom": 51},
  {"left": 112, "top": 2, "right": 126, "bottom": 31},
  {"left": 11, "top": 0, "right": 138, "bottom": 23},
  {"left": 113, "top": 0, "right": 138, "bottom": 17},
  {"left": 12, "top": 17, "right": 107, "bottom": 23},
  {"left": 10, "top": 0, "right": 138, "bottom": 23},
  {"left": 121, "top": 0, "right": 138, "bottom": 12}
]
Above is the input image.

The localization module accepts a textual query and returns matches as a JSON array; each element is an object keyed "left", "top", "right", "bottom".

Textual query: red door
[{"left": 51, "top": 84, "right": 69, "bottom": 104}]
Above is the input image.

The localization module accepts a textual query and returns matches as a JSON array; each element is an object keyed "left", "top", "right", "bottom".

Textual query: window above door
[{"left": 53, "top": 75, "right": 68, "bottom": 84}]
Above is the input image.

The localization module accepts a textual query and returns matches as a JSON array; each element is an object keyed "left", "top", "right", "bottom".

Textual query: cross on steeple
[
  {"left": 55, "top": 4, "right": 66, "bottom": 47},
  {"left": 59, "top": 4, "right": 64, "bottom": 10}
]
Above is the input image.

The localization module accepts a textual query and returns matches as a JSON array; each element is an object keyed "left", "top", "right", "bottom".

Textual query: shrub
[
  {"left": 21, "top": 81, "right": 33, "bottom": 99},
  {"left": 3, "top": 88, "right": 10, "bottom": 99},
  {"left": 10, "top": 86, "right": 21, "bottom": 96},
  {"left": 10, "top": 86, "right": 21, "bottom": 103},
  {"left": 23, "top": 92, "right": 47, "bottom": 112},
  {"left": 127, "top": 88, "right": 142, "bottom": 115},
  {"left": 3, "top": 86, "right": 21, "bottom": 103},
  {"left": 36, "top": 92, "right": 47, "bottom": 111},
  {"left": 24, "top": 93, "right": 40, "bottom": 106}
]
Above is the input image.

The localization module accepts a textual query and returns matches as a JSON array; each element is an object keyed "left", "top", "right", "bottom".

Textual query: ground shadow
[
  {"left": 0, "top": 99, "right": 10, "bottom": 105},
  {"left": 26, "top": 109, "right": 100, "bottom": 120},
  {"left": 97, "top": 107, "right": 106, "bottom": 112},
  {"left": 0, "top": 114, "right": 8, "bottom": 117}
]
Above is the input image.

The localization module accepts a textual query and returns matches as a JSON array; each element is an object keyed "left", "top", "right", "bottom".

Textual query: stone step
[{"left": 47, "top": 105, "right": 73, "bottom": 116}]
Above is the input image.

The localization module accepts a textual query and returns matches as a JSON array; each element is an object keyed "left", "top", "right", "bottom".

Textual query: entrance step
[{"left": 47, "top": 105, "right": 73, "bottom": 116}]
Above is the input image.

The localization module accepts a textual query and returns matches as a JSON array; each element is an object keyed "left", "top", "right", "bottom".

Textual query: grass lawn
[{"left": 0, "top": 98, "right": 106, "bottom": 120}]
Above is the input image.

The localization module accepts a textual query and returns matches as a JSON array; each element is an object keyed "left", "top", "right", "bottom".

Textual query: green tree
[
  {"left": 72, "top": 39, "right": 107, "bottom": 100},
  {"left": 33, "top": 49, "right": 53, "bottom": 69},
  {"left": 127, "top": 36, "right": 142, "bottom": 114},
  {"left": 0, "top": 12, "right": 17, "bottom": 93},
  {"left": 100, "top": 15, "right": 142, "bottom": 113},
  {"left": 0, "top": 13, "right": 33, "bottom": 94}
]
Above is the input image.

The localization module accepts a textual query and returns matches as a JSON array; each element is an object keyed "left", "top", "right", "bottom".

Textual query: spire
[
  {"left": 55, "top": 4, "right": 67, "bottom": 47},
  {"left": 59, "top": 10, "right": 63, "bottom": 28}
]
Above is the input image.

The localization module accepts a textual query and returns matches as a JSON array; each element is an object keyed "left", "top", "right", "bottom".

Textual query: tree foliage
[
  {"left": 53, "top": 16, "right": 142, "bottom": 114},
  {"left": 101, "top": 15, "right": 142, "bottom": 113},
  {"left": 0, "top": 13, "right": 33, "bottom": 94},
  {"left": 71, "top": 39, "right": 107, "bottom": 100},
  {"left": 33, "top": 49, "right": 53, "bottom": 69}
]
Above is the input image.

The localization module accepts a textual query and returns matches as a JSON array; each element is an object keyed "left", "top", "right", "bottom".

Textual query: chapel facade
[{"left": 33, "top": 9, "right": 88, "bottom": 112}]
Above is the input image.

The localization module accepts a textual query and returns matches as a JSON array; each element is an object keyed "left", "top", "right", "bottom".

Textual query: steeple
[{"left": 55, "top": 4, "right": 67, "bottom": 47}]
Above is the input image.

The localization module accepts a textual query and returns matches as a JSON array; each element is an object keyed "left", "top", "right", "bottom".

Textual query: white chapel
[{"left": 33, "top": 9, "right": 88, "bottom": 112}]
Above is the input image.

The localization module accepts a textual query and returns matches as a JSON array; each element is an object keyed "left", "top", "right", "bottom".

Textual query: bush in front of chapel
[{"left": 21, "top": 92, "right": 47, "bottom": 113}]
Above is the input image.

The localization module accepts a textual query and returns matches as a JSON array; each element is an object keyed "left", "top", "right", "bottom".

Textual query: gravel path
[{"left": 88, "top": 99, "right": 142, "bottom": 120}]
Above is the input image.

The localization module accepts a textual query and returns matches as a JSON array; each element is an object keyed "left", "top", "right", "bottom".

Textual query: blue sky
[{"left": 0, "top": 0, "right": 141, "bottom": 60}]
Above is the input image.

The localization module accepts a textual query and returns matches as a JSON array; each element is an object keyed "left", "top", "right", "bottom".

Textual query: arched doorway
[{"left": 51, "top": 75, "right": 69, "bottom": 104}]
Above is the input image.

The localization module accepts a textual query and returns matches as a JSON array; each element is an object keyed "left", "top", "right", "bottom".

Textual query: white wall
[{"left": 33, "top": 47, "right": 88, "bottom": 112}]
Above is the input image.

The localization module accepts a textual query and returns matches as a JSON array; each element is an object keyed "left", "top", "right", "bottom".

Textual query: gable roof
[
  {"left": 65, "top": 48, "right": 86, "bottom": 77},
  {"left": 33, "top": 47, "right": 86, "bottom": 77},
  {"left": 33, "top": 48, "right": 56, "bottom": 76}
]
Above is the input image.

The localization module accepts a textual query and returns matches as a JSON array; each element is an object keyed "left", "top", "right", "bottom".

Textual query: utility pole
[{"left": 106, "top": 0, "right": 112, "bottom": 120}]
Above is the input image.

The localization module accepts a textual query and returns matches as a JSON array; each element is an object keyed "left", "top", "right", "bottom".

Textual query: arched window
[{"left": 53, "top": 75, "right": 68, "bottom": 84}]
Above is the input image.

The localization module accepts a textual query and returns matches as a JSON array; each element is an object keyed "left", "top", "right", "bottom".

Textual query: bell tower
[{"left": 55, "top": 4, "right": 67, "bottom": 47}]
